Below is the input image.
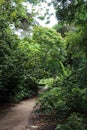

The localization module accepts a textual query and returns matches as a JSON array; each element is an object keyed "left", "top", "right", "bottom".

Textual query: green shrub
[
  {"left": 9, "top": 76, "right": 38, "bottom": 102},
  {"left": 37, "top": 87, "right": 68, "bottom": 114},
  {"left": 56, "top": 113, "right": 87, "bottom": 130},
  {"left": 38, "top": 78, "right": 87, "bottom": 121},
  {"left": 66, "top": 87, "right": 87, "bottom": 114}
]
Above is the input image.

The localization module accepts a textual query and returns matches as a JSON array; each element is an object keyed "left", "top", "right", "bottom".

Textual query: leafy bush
[
  {"left": 0, "top": 36, "right": 38, "bottom": 102},
  {"left": 56, "top": 113, "right": 87, "bottom": 130},
  {"left": 37, "top": 87, "right": 68, "bottom": 114},
  {"left": 37, "top": 70, "right": 87, "bottom": 128},
  {"left": 65, "top": 87, "right": 87, "bottom": 114},
  {"left": 9, "top": 76, "right": 38, "bottom": 102}
]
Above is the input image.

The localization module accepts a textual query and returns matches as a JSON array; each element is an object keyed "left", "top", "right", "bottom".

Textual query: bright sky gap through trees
[
  {"left": 23, "top": 0, "right": 57, "bottom": 27},
  {"left": 15, "top": 0, "right": 57, "bottom": 37}
]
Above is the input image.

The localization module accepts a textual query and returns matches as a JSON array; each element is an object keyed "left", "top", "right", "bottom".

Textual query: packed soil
[
  {"left": 0, "top": 88, "right": 57, "bottom": 130},
  {"left": 0, "top": 98, "right": 36, "bottom": 130},
  {"left": 0, "top": 97, "right": 57, "bottom": 130}
]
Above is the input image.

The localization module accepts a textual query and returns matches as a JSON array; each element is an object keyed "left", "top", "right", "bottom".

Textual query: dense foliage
[
  {"left": 37, "top": 0, "right": 87, "bottom": 129},
  {"left": 0, "top": 0, "right": 87, "bottom": 129},
  {"left": 0, "top": 0, "right": 37, "bottom": 102},
  {"left": 32, "top": 26, "right": 66, "bottom": 79},
  {"left": 0, "top": 0, "right": 66, "bottom": 102}
]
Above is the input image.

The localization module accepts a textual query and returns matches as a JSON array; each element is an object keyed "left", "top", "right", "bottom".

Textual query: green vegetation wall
[
  {"left": 37, "top": 0, "right": 87, "bottom": 129},
  {"left": 0, "top": 0, "right": 37, "bottom": 102}
]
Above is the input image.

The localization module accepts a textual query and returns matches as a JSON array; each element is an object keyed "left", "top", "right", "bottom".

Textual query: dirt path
[{"left": 0, "top": 98, "right": 36, "bottom": 130}]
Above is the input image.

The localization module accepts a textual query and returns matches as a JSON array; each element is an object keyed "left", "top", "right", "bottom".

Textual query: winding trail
[{"left": 0, "top": 98, "right": 36, "bottom": 130}]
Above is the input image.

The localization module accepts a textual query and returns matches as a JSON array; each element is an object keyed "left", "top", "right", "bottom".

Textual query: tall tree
[
  {"left": 53, "top": 0, "right": 87, "bottom": 25},
  {"left": 32, "top": 26, "right": 66, "bottom": 79},
  {"left": 0, "top": 0, "right": 36, "bottom": 101}
]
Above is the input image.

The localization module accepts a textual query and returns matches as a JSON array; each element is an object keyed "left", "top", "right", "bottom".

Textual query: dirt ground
[
  {"left": 0, "top": 88, "right": 57, "bottom": 130},
  {"left": 28, "top": 111, "right": 57, "bottom": 130},
  {"left": 0, "top": 98, "right": 36, "bottom": 130}
]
